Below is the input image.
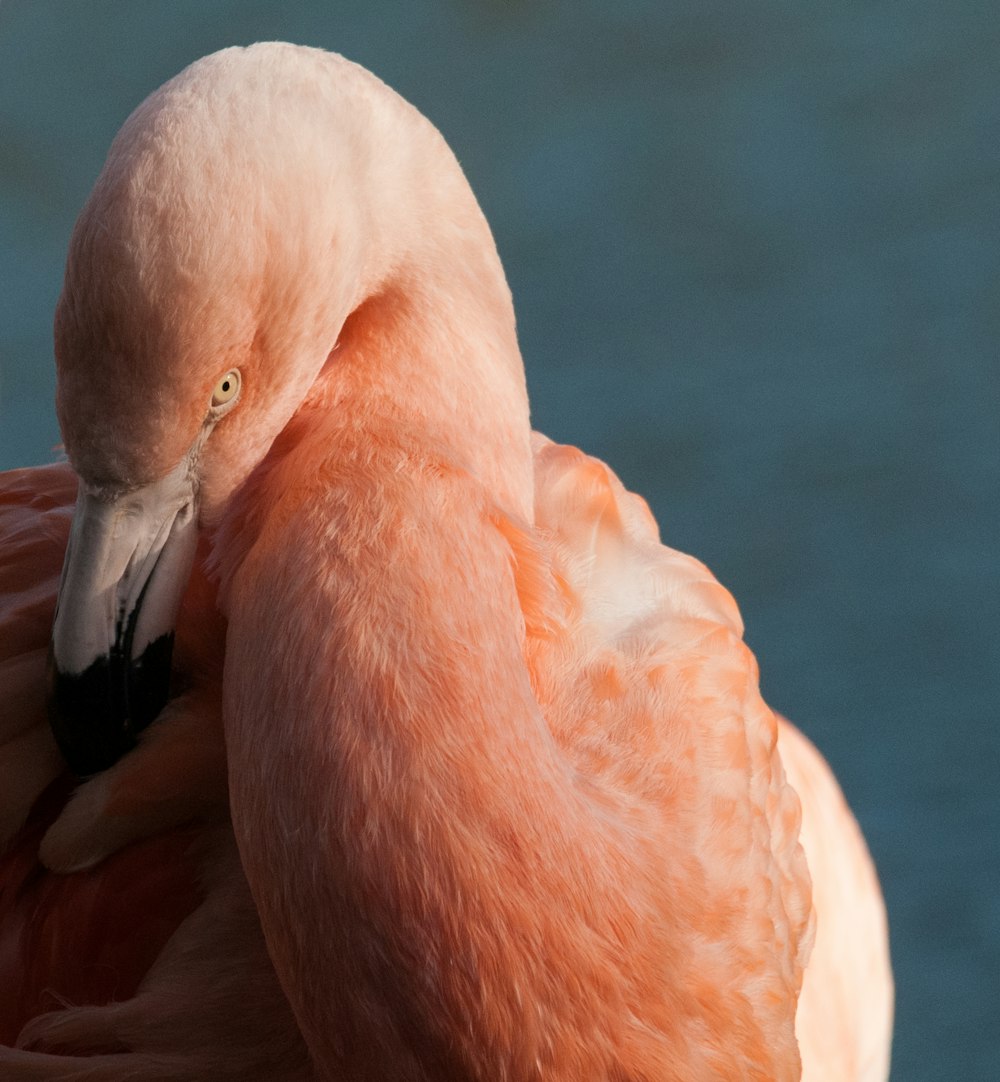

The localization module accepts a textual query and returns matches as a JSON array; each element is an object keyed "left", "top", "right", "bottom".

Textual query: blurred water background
[{"left": 1, "top": 2, "right": 997, "bottom": 1077}]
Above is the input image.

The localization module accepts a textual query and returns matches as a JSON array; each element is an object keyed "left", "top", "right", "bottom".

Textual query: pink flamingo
[{"left": 0, "top": 44, "right": 891, "bottom": 1080}]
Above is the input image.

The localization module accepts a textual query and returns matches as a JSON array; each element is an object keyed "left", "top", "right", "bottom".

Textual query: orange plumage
[{"left": 0, "top": 44, "right": 890, "bottom": 1080}]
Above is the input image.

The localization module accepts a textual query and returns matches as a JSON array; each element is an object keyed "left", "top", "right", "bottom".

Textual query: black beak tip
[{"left": 47, "top": 634, "right": 175, "bottom": 778}]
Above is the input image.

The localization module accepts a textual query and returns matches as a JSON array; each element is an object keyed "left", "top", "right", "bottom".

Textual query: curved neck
[
  {"left": 224, "top": 457, "right": 624, "bottom": 1079},
  {"left": 211, "top": 58, "right": 802, "bottom": 1081},
  {"left": 320, "top": 64, "right": 534, "bottom": 521},
  {"left": 211, "top": 79, "right": 535, "bottom": 591},
  {"left": 330, "top": 248, "right": 533, "bottom": 523},
  {"left": 286, "top": 77, "right": 536, "bottom": 523}
]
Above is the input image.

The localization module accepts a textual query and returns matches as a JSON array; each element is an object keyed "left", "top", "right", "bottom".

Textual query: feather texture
[{"left": 0, "top": 43, "right": 890, "bottom": 1081}]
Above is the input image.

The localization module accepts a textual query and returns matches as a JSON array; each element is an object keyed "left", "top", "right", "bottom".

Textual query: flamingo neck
[
  {"left": 329, "top": 247, "right": 534, "bottom": 522},
  {"left": 212, "top": 52, "right": 686, "bottom": 1077},
  {"left": 322, "top": 69, "right": 535, "bottom": 522},
  {"left": 218, "top": 233, "right": 629, "bottom": 1075},
  {"left": 225, "top": 450, "right": 619, "bottom": 1077}
]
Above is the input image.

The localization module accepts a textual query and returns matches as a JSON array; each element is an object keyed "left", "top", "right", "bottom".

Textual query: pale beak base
[{"left": 48, "top": 460, "right": 199, "bottom": 777}]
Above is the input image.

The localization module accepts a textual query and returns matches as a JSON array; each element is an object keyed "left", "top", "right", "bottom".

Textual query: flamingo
[{"left": 0, "top": 43, "right": 892, "bottom": 1080}]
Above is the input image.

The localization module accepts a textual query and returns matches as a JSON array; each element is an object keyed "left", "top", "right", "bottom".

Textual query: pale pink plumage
[{"left": 0, "top": 43, "right": 891, "bottom": 1080}]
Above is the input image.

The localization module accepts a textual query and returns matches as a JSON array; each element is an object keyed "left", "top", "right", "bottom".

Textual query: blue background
[{"left": 1, "top": 3, "right": 997, "bottom": 1077}]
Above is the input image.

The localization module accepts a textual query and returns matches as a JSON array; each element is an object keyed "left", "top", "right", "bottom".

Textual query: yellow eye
[{"left": 211, "top": 369, "right": 241, "bottom": 408}]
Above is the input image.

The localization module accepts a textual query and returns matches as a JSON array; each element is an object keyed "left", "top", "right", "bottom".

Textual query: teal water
[{"left": 1, "top": 3, "right": 997, "bottom": 1076}]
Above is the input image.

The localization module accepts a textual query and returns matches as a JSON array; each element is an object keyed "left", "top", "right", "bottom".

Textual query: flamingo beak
[{"left": 48, "top": 457, "right": 199, "bottom": 777}]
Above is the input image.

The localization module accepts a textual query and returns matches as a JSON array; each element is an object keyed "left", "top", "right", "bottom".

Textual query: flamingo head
[{"left": 48, "top": 45, "right": 373, "bottom": 775}]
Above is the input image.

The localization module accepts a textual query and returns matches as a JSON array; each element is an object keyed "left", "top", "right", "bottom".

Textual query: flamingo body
[{"left": 0, "top": 44, "right": 890, "bottom": 1080}]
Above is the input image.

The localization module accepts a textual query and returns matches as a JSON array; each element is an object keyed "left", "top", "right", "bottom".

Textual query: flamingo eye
[{"left": 210, "top": 369, "right": 242, "bottom": 410}]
